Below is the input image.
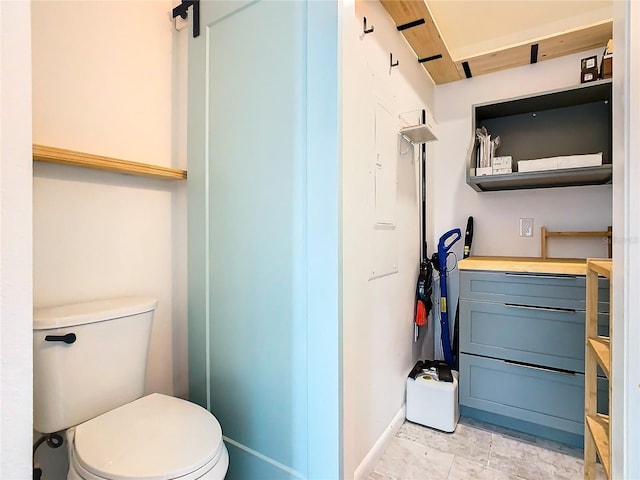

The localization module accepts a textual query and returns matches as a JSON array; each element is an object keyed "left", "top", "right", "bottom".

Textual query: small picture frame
[
  {"left": 581, "top": 55, "right": 598, "bottom": 71},
  {"left": 581, "top": 55, "right": 599, "bottom": 83}
]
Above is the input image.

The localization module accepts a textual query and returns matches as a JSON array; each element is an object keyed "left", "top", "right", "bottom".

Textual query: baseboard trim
[{"left": 353, "top": 404, "right": 406, "bottom": 480}]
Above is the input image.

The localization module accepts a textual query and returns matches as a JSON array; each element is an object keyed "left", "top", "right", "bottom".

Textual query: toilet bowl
[
  {"left": 66, "top": 394, "right": 229, "bottom": 480},
  {"left": 33, "top": 297, "right": 229, "bottom": 480}
]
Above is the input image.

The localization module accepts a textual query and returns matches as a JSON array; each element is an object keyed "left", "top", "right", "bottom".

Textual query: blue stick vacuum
[{"left": 432, "top": 228, "right": 461, "bottom": 367}]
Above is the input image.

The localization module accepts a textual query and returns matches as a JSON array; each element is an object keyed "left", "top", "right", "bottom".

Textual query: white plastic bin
[{"left": 406, "top": 370, "right": 459, "bottom": 432}]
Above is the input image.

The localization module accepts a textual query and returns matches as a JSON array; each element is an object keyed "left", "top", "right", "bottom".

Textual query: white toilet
[{"left": 33, "top": 297, "right": 229, "bottom": 480}]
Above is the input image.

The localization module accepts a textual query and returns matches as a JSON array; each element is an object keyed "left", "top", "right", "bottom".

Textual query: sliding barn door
[{"left": 187, "top": 2, "right": 341, "bottom": 478}]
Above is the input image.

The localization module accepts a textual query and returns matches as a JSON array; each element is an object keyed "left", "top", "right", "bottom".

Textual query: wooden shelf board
[
  {"left": 379, "top": 0, "right": 610, "bottom": 85},
  {"left": 379, "top": 0, "right": 461, "bottom": 84},
  {"left": 542, "top": 227, "right": 611, "bottom": 260},
  {"left": 458, "top": 21, "right": 612, "bottom": 79},
  {"left": 586, "top": 414, "right": 610, "bottom": 478},
  {"left": 545, "top": 230, "right": 610, "bottom": 238},
  {"left": 588, "top": 337, "right": 611, "bottom": 378},
  {"left": 33, "top": 144, "right": 187, "bottom": 180}
]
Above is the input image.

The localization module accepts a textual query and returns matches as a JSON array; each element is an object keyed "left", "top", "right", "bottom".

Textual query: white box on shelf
[
  {"left": 474, "top": 167, "right": 493, "bottom": 176},
  {"left": 406, "top": 371, "right": 459, "bottom": 432},
  {"left": 518, "top": 157, "right": 559, "bottom": 173},
  {"left": 557, "top": 153, "right": 602, "bottom": 169},
  {"left": 518, "top": 153, "right": 603, "bottom": 173},
  {"left": 492, "top": 168, "right": 513, "bottom": 175},
  {"left": 492, "top": 156, "right": 512, "bottom": 169}
]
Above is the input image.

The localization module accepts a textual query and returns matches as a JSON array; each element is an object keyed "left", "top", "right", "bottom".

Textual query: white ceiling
[{"left": 426, "top": 0, "right": 613, "bottom": 61}]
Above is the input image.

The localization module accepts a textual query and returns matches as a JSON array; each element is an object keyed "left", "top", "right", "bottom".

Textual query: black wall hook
[
  {"left": 172, "top": 0, "right": 200, "bottom": 38},
  {"left": 390, "top": 53, "right": 399, "bottom": 68},
  {"left": 363, "top": 17, "right": 374, "bottom": 34}
]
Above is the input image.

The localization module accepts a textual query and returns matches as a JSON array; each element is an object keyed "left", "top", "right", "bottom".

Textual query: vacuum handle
[
  {"left": 463, "top": 217, "right": 474, "bottom": 259},
  {"left": 438, "top": 228, "right": 462, "bottom": 255}
]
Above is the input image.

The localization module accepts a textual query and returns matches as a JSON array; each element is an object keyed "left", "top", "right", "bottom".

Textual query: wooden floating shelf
[
  {"left": 586, "top": 414, "right": 610, "bottom": 478},
  {"left": 33, "top": 145, "right": 187, "bottom": 180},
  {"left": 588, "top": 337, "right": 611, "bottom": 378},
  {"left": 379, "top": 0, "right": 461, "bottom": 84},
  {"left": 587, "top": 259, "right": 613, "bottom": 279},
  {"left": 456, "top": 21, "right": 613, "bottom": 80}
]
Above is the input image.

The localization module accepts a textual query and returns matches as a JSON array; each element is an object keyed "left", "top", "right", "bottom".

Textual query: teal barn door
[{"left": 187, "top": 2, "right": 341, "bottom": 479}]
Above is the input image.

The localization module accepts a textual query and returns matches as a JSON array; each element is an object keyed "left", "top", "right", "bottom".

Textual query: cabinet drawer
[
  {"left": 459, "top": 354, "right": 608, "bottom": 436},
  {"left": 459, "top": 300, "right": 609, "bottom": 373},
  {"left": 460, "top": 300, "right": 580, "bottom": 372},
  {"left": 460, "top": 270, "right": 609, "bottom": 312}
]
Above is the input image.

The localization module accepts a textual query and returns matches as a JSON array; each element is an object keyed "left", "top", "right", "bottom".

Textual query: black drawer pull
[
  {"left": 504, "top": 273, "right": 577, "bottom": 280},
  {"left": 44, "top": 333, "right": 76, "bottom": 344},
  {"left": 504, "top": 359, "right": 575, "bottom": 376},
  {"left": 504, "top": 303, "right": 577, "bottom": 313}
]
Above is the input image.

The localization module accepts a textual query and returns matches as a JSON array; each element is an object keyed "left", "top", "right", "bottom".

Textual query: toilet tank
[{"left": 33, "top": 297, "right": 158, "bottom": 433}]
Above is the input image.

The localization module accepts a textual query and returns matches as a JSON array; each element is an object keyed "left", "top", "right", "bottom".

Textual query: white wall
[
  {"left": 31, "top": 0, "right": 187, "bottom": 475},
  {"left": 0, "top": 1, "right": 33, "bottom": 478},
  {"left": 31, "top": 0, "right": 186, "bottom": 394},
  {"left": 342, "top": 1, "right": 435, "bottom": 478},
  {"left": 612, "top": 1, "right": 640, "bottom": 478},
  {"left": 433, "top": 48, "right": 613, "bottom": 261}
]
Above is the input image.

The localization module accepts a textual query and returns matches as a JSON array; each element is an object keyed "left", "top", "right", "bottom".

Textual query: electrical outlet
[{"left": 520, "top": 218, "right": 534, "bottom": 237}]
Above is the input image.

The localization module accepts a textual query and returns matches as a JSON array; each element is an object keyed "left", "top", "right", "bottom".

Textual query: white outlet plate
[{"left": 520, "top": 218, "right": 534, "bottom": 237}]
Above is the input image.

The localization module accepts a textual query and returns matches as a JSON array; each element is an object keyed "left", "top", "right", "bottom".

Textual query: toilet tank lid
[{"left": 33, "top": 297, "right": 158, "bottom": 330}]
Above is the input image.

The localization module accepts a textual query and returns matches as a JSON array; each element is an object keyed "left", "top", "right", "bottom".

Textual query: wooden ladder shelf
[
  {"left": 541, "top": 227, "right": 612, "bottom": 259},
  {"left": 584, "top": 258, "right": 612, "bottom": 479}
]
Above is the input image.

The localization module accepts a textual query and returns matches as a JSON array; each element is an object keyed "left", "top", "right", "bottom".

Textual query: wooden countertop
[
  {"left": 587, "top": 259, "right": 613, "bottom": 278},
  {"left": 458, "top": 256, "right": 588, "bottom": 275}
]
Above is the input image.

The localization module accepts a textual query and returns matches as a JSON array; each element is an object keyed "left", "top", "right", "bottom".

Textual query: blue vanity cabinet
[{"left": 458, "top": 266, "right": 609, "bottom": 447}]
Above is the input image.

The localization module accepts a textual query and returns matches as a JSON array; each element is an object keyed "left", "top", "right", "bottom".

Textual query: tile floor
[{"left": 368, "top": 417, "right": 606, "bottom": 480}]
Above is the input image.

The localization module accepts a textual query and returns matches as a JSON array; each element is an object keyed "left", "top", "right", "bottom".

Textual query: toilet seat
[{"left": 71, "top": 393, "right": 225, "bottom": 480}]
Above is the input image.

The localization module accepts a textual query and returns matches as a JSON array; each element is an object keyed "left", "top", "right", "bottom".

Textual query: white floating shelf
[{"left": 400, "top": 124, "right": 438, "bottom": 144}]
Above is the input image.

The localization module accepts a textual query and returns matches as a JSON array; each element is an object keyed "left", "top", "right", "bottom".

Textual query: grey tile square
[
  {"left": 397, "top": 419, "right": 492, "bottom": 465},
  {"left": 372, "top": 436, "right": 454, "bottom": 480},
  {"left": 446, "top": 456, "right": 519, "bottom": 480},
  {"left": 370, "top": 419, "right": 598, "bottom": 480},
  {"left": 489, "top": 433, "right": 548, "bottom": 475}
]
